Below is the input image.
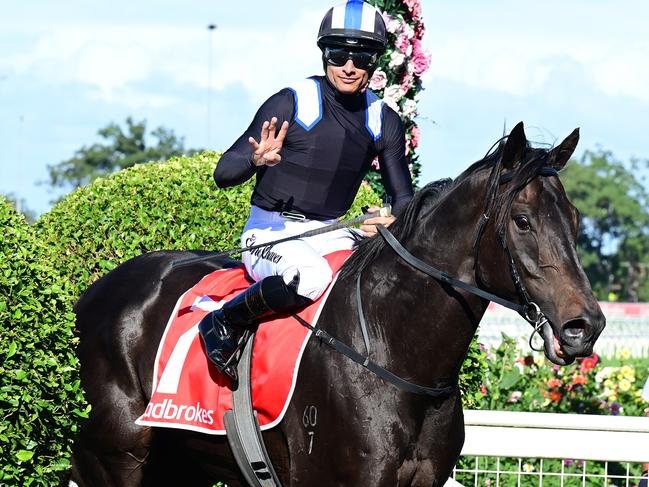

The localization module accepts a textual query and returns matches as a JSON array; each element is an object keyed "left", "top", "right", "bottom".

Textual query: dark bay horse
[{"left": 69, "top": 122, "right": 605, "bottom": 486}]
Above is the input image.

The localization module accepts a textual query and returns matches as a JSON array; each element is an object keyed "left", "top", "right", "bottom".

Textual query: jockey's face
[{"left": 325, "top": 58, "right": 370, "bottom": 95}]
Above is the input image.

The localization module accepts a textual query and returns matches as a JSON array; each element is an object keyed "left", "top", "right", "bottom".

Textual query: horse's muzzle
[{"left": 557, "top": 308, "right": 606, "bottom": 360}]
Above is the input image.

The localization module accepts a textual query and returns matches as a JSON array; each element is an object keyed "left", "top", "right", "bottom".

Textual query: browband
[{"left": 499, "top": 166, "right": 559, "bottom": 185}]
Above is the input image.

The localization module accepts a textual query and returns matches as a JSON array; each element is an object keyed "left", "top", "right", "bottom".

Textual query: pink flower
[
  {"left": 369, "top": 69, "right": 388, "bottom": 91},
  {"left": 410, "top": 125, "right": 421, "bottom": 149},
  {"left": 403, "top": 0, "right": 422, "bottom": 20},
  {"left": 411, "top": 38, "right": 431, "bottom": 76},
  {"left": 370, "top": 156, "right": 380, "bottom": 170},
  {"left": 414, "top": 21, "right": 425, "bottom": 39},
  {"left": 400, "top": 72, "right": 414, "bottom": 93},
  {"left": 396, "top": 31, "right": 411, "bottom": 55}
]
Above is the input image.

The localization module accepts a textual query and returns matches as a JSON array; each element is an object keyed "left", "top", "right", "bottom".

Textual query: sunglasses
[{"left": 324, "top": 47, "right": 379, "bottom": 70}]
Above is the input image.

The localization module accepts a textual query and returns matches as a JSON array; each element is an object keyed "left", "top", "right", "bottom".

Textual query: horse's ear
[
  {"left": 549, "top": 128, "right": 579, "bottom": 170},
  {"left": 501, "top": 121, "right": 527, "bottom": 170}
]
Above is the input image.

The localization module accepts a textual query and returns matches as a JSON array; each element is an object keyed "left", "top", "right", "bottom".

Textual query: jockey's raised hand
[{"left": 249, "top": 116, "right": 289, "bottom": 167}]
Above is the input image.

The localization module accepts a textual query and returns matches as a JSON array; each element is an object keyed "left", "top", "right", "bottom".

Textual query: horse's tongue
[{"left": 554, "top": 334, "right": 565, "bottom": 358}]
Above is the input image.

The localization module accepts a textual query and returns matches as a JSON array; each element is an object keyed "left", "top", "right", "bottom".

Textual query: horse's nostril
[{"left": 562, "top": 319, "right": 587, "bottom": 340}]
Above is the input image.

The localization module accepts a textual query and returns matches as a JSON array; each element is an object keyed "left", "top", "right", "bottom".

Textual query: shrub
[
  {"left": 34, "top": 152, "right": 381, "bottom": 296},
  {"left": 0, "top": 197, "right": 86, "bottom": 486}
]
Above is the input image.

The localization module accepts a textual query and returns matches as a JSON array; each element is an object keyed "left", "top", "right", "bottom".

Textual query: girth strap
[{"left": 291, "top": 313, "right": 455, "bottom": 398}]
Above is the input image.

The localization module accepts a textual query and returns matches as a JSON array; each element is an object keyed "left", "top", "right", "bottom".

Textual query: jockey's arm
[
  {"left": 214, "top": 90, "right": 293, "bottom": 188},
  {"left": 360, "top": 109, "right": 414, "bottom": 236},
  {"left": 377, "top": 108, "right": 414, "bottom": 216}
]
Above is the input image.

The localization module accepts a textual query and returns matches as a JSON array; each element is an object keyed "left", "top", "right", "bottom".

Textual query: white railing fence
[
  {"left": 480, "top": 302, "right": 649, "bottom": 358},
  {"left": 451, "top": 410, "right": 649, "bottom": 486}
]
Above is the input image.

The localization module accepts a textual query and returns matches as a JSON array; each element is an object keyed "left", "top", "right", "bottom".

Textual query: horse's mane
[
  {"left": 339, "top": 178, "right": 454, "bottom": 280},
  {"left": 339, "top": 135, "right": 555, "bottom": 280}
]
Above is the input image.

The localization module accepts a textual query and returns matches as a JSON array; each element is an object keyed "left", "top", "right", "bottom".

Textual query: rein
[
  {"left": 291, "top": 165, "right": 560, "bottom": 399},
  {"left": 291, "top": 313, "right": 455, "bottom": 397},
  {"left": 170, "top": 206, "right": 391, "bottom": 269}
]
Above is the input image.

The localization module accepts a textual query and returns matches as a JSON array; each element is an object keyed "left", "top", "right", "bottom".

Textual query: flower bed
[{"left": 477, "top": 334, "right": 649, "bottom": 417}]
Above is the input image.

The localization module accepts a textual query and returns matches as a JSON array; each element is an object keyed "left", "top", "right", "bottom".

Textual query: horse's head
[{"left": 476, "top": 122, "right": 605, "bottom": 365}]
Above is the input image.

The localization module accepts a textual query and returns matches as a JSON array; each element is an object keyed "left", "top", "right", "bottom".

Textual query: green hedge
[
  {"left": 0, "top": 197, "right": 85, "bottom": 485},
  {"left": 1, "top": 152, "right": 483, "bottom": 484},
  {"left": 33, "top": 152, "right": 381, "bottom": 295}
]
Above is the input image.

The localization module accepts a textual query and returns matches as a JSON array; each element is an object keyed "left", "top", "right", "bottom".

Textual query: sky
[{"left": 1, "top": 0, "right": 648, "bottom": 216}]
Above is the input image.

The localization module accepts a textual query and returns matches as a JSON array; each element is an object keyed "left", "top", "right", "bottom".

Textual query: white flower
[
  {"left": 401, "top": 99, "right": 417, "bottom": 119},
  {"left": 389, "top": 51, "right": 406, "bottom": 69},
  {"left": 507, "top": 391, "right": 522, "bottom": 403},
  {"left": 386, "top": 17, "right": 402, "bottom": 34},
  {"left": 384, "top": 84, "right": 405, "bottom": 101},
  {"left": 382, "top": 84, "right": 404, "bottom": 114},
  {"left": 595, "top": 366, "right": 613, "bottom": 383},
  {"left": 369, "top": 69, "right": 388, "bottom": 91}
]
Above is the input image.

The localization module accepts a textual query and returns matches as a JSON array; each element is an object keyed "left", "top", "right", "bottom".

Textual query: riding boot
[{"left": 198, "top": 275, "right": 311, "bottom": 381}]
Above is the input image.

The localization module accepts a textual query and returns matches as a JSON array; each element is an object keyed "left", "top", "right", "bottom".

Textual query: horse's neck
[{"left": 357, "top": 185, "right": 489, "bottom": 383}]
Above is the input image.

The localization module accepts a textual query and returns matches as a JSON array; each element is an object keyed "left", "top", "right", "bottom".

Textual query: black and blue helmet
[{"left": 317, "top": 0, "right": 388, "bottom": 53}]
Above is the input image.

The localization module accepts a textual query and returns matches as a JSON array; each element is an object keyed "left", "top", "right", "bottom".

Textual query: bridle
[{"left": 375, "top": 165, "right": 560, "bottom": 353}]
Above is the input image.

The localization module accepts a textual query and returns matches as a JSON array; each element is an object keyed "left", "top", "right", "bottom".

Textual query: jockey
[{"left": 199, "top": 0, "right": 414, "bottom": 380}]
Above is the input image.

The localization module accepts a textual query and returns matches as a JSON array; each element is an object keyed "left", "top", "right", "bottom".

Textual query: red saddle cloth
[{"left": 136, "top": 250, "right": 350, "bottom": 434}]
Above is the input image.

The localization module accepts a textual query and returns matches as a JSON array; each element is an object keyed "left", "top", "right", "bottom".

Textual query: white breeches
[{"left": 241, "top": 206, "right": 360, "bottom": 300}]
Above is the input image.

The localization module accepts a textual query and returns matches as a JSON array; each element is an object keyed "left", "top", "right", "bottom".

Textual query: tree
[
  {"left": 46, "top": 117, "right": 198, "bottom": 190},
  {"left": 562, "top": 149, "right": 649, "bottom": 302}
]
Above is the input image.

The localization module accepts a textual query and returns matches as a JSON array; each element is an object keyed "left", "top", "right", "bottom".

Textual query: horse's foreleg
[
  {"left": 399, "top": 390, "right": 465, "bottom": 487},
  {"left": 69, "top": 420, "right": 153, "bottom": 486},
  {"left": 69, "top": 390, "right": 154, "bottom": 487}
]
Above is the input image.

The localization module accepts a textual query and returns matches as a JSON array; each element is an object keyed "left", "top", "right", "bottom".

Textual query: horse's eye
[{"left": 514, "top": 215, "right": 531, "bottom": 231}]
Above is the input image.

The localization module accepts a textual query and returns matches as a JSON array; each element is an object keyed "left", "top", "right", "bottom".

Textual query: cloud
[
  {"left": 0, "top": 6, "right": 328, "bottom": 110},
  {"left": 420, "top": 1, "right": 649, "bottom": 103}
]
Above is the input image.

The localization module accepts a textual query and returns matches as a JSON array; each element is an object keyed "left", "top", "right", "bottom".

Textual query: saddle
[{"left": 135, "top": 251, "right": 351, "bottom": 435}]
